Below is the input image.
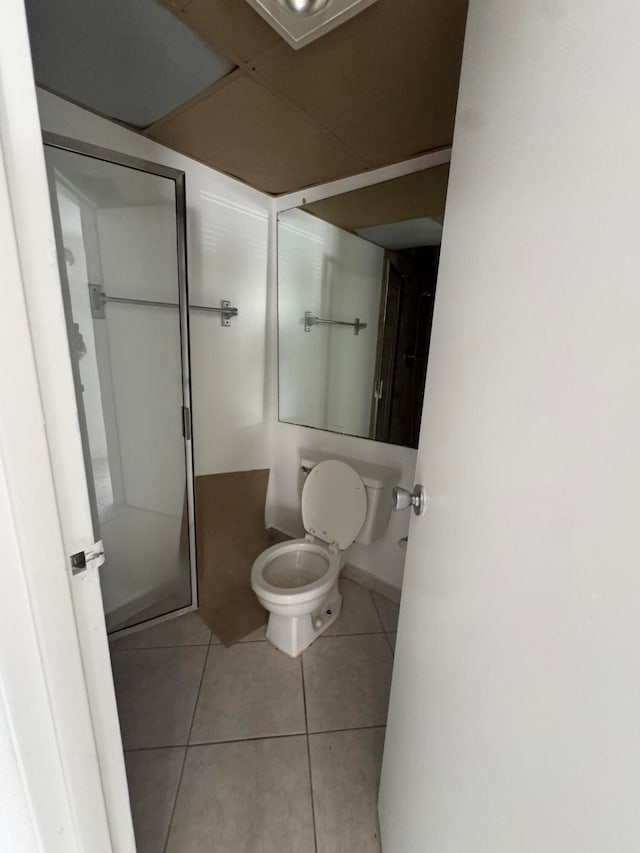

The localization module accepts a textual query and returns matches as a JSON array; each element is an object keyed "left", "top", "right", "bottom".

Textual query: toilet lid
[{"left": 301, "top": 460, "right": 367, "bottom": 550}]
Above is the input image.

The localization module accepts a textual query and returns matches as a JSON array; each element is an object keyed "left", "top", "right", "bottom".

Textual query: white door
[
  {"left": 1, "top": 1, "right": 134, "bottom": 850},
  {"left": 379, "top": 2, "right": 640, "bottom": 851}
]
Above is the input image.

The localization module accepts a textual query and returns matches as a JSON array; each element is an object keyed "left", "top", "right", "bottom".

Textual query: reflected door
[{"left": 44, "top": 138, "right": 196, "bottom": 633}]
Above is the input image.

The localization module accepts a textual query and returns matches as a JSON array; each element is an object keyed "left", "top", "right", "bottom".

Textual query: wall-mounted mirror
[{"left": 277, "top": 163, "right": 449, "bottom": 449}]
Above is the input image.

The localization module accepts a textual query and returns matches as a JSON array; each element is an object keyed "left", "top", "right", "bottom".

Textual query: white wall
[
  {"left": 278, "top": 211, "right": 331, "bottom": 429},
  {"left": 278, "top": 209, "right": 383, "bottom": 436},
  {"left": 38, "top": 89, "right": 271, "bottom": 479},
  {"left": 95, "top": 203, "right": 184, "bottom": 518}
]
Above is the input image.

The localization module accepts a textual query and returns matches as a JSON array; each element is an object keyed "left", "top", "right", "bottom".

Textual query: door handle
[{"left": 392, "top": 485, "right": 427, "bottom": 516}]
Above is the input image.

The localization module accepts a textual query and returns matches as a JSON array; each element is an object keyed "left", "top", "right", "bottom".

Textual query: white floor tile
[
  {"left": 111, "top": 646, "right": 206, "bottom": 749},
  {"left": 125, "top": 747, "right": 184, "bottom": 853},
  {"left": 303, "top": 635, "right": 393, "bottom": 732},
  {"left": 190, "top": 642, "right": 305, "bottom": 743},
  {"left": 310, "top": 727, "right": 385, "bottom": 853},
  {"left": 166, "top": 737, "right": 315, "bottom": 853},
  {"left": 324, "top": 578, "right": 384, "bottom": 636}
]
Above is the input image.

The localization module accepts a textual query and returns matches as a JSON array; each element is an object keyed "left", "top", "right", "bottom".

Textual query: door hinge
[
  {"left": 182, "top": 406, "right": 192, "bottom": 440},
  {"left": 70, "top": 540, "right": 105, "bottom": 575}
]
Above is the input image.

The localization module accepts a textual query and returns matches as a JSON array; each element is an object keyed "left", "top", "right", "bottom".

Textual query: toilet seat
[
  {"left": 252, "top": 460, "right": 367, "bottom": 600},
  {"left": 301, "top": 460, "right": 367, "bottom": 550},
  {"left": 251, "top": 539, "right": 339, "bottom": 605}
]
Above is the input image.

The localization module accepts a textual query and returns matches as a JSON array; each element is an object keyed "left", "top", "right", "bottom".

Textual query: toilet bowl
[{"left": 251, "top": 459, "right": 367, "bottom": 657}]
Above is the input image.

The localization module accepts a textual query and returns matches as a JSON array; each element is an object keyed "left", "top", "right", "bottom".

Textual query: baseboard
[
  {"left": 266, "top": 527, "right": 402, "bottom": 604},
  {"left": 343, "top": 563, "right": 402, "bottom": 604},
  {"left": 266, "top": 526, "right": 295, "bottom": 544}
]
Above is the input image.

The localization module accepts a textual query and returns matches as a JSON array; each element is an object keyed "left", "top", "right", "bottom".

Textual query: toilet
[{"left": 251, "top": 453, "right": 399, "bottom": 657}]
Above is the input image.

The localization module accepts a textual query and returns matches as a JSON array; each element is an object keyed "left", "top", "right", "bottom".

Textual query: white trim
[
  {"left": 0, "top": 150, "right": 81, "bottom": 853},
  {"left": 0, "top": 2, "right": 134, "bottom": 850},
  {"left": 343, "top": 564, "right": 401, "bottom": 604},
  {"left": 109, "top": 603, "right": 197, "bottom": 642},
  {"left": 273, "top": 147, "right": 452, "bottom": 212}
]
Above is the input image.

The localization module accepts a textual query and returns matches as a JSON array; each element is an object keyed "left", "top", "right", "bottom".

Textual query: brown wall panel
[
  {"left": 301, "top": 164, "right": 450, "bottom": 231},
  {"left": 146, "top": 73, "right": 369, "bottom": 193}
]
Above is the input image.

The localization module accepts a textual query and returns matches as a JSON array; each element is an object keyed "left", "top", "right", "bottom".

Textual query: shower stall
[{"left": 44, "top": 134, "right": 197, "bottom": 633}]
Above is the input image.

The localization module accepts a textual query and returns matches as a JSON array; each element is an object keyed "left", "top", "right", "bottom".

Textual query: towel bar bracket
[
  {"left": 88, "top": 284, "right": 238, "bottom": 326},
  {"left": 304, "top": 311, "right": 367, "bottom": 335}
]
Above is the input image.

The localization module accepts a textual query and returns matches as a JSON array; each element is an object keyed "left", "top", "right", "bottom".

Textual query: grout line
[
  {"left": 112, "top": 628, "right": 393, "bottom": 653},
  {"left": 306, "top": 723, "right": 387, "bottom": 739},
  {"left": 124, "top": 723, "right": 388, "bottom": 753},
  {"left": 384, "top": 631, "right": 395, "bottom": 656},
  {"left": 161, "top": 642, "right": 211, "bottom": 853},
  {"left": 111, "top": 641, "right": 211, "bottom": 652},
  {"left": 300, "top": 656, "right": 318, "bottom": 853},
  {"left": 319, "top": 630, "right": 385, "bottom": 641},
  {"left": 369, "top": 589, "right": 388, "bottom": 633}
]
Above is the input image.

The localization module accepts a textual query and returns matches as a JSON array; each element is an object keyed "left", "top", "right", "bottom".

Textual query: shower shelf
[{"left": 88, "top": 284, "right": 238, "bottom": 326}]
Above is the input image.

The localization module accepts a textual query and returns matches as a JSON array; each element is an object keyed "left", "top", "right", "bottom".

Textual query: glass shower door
[{"left": 44, "top": 137, "right": 196, "bottom": 634}]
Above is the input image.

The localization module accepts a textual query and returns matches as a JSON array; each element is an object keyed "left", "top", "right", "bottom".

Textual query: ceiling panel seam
[
  {"left": 240, "top": 63, "right": 375, "bottom": 166},
  {"left": 154, "top": 4, "right": 376, "bottom": 168},
  {"left": 144, "top": 66, "right": 375, "bottom": 174},
  {"left": 142, "top": 67, "right": 245, "bottom": 134},
  {"left": 143, "top": 71, "right": 371, "bottom": 180}
]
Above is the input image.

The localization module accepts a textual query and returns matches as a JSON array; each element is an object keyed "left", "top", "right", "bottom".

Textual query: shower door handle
[{"left": 182, "top": 406, "right": 192, "bottom": 440}]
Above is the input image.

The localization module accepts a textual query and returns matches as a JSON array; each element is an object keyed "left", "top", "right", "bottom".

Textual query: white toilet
[{"left": 251, "top": 453, "right": 399, "bottom": 657}]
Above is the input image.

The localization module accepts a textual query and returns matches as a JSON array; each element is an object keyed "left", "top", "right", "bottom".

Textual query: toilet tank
[{"left": 299, "top": 450, "right": 400, "bottom": 545}]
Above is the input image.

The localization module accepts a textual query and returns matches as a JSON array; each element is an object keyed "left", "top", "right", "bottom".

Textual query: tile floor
[{"left": 110, "top": 578, "right": 399, "bottom": 853}]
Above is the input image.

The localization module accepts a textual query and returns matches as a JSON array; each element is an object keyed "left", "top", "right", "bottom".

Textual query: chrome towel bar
[
  {"left": 304, "top": 311, "right": 367, "bottom": 335},
  {"left": 89, "top": 285, "right": 238, "bottom": 326}
]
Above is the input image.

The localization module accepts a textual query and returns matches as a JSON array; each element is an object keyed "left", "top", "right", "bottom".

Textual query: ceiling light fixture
[
  {"left": 278, "top": 0, "right": 329, "bottom": 14},
  {"left": 245, "top": 0, "right": 377, "bottom": 49}
]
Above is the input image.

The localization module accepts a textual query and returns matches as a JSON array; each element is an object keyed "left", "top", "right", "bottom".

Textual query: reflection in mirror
[{"left": 277, "top": 164, "right": 449, "bottom": 449}]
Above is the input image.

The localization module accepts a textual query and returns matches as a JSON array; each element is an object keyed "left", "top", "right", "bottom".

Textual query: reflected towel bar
[
  {"left": 89, "top": 284, "right": 238, "bottom": 326},
  {"left": 304, "top": 311, "right": 367, "bottom": 335}
]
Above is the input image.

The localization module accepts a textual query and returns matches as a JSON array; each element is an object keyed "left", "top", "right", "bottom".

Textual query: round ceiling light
[{"left": 278, "top": 0, "right": 330, "bottom": 15}]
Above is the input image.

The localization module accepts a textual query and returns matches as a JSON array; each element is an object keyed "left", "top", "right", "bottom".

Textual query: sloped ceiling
[
  {"left": 300, "top": 165, "right": 450, "bottom": 232},
  {"left": 147, "top": 0, "right": 467, "bottom": 194},
  {"left": 25, "top": 0, "right": 235, "bottom": 128}
]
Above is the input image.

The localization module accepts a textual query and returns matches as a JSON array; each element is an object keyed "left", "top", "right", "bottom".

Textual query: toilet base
[{"left": 265, "top": 583, "right": 342, "bottom": 658}]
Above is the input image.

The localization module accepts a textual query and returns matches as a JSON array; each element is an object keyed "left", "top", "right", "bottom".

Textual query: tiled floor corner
[
  {"left": 124, "top": 747, "right": 184, "bottom": 853},
  {"left": 111, "top": 578, "right": 400, "bottom": 851}
]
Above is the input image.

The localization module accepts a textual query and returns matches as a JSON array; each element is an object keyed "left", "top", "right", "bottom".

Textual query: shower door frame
[{"left": 43, "top": 132, "right": 199, "bottom": 633}]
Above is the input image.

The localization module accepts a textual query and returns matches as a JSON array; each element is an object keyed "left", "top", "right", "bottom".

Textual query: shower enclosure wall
[{"left": 44, "top": 134, "right": 197, "bottom": 633}]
